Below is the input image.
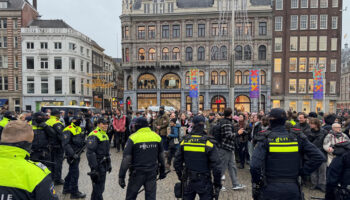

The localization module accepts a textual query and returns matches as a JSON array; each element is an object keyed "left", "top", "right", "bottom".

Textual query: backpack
[{"left": 211, "top": 121, "right": 222, "bottom": 145}]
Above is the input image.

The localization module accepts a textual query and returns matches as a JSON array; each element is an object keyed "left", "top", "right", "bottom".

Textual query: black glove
[
  {"left": 88, "top": 170, "right": 100, "bottom": 183},
  {"left": 106, "top": 157, "right": 112, "bottom": 173},
  {"left": 72, "top": 154, "right": 79, "bottom": 160},
  {"left": 38, "top": 122, "right": 47, "bottom": 128},
  {"left": 119, "top": 178, "right": 126, "bottom": 189},
  {"left": 159, "top": 170, "right": 167, "bottom": 180}
]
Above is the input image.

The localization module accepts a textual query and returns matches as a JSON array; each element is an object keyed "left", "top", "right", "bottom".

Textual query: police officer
[
  {"left": 86, "top": 118, "right": 112, "bottom": 200},
  {"left": 174, "top": 116, "right": 222, "bottom": 200},
  {"left": 62, "top": 116, "right": 86, "bottom": 198},
  {"left": 250, "top": 108, "right": 325, "bottom": 200},
  {"left": 45, "top": 109, "right": 65, "bottom": 185},
  {"left": 30, "top": 112, "right": 51, "bottom": 167},
  {"left": 325, "top": 141, "right": 350, "bottom": 200},
  {"left": 0, "top": 120, "right": 58, "bottom": 199},
  {"left": 118, "top": 117, "right": 166, "bottom": 200},
  {"left": 0, "top": 111, "right": 16, "bottom": 140}
]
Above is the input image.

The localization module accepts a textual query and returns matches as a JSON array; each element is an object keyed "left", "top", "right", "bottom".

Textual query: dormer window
[{"left": 0, "top": 2, "right": 8, "bottom": 9}]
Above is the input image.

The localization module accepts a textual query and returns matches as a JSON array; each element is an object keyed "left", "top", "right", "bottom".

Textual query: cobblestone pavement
[{"left": 56, "top": 149, "right": 324, "bottom": 200}]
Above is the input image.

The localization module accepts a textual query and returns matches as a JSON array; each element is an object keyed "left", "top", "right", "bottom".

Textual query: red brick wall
[{"left": 21, "top": 3, "right": 38, "bottom": 27}]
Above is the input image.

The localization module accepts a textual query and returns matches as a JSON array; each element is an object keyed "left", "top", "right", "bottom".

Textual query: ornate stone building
[{"left": 121, "top": 0, "right": 272, "bottom": 113}]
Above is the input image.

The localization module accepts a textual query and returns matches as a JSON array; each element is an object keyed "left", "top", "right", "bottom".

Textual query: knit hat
[{"left": 1, "top": 120, "right": 34, "bottom": 143}]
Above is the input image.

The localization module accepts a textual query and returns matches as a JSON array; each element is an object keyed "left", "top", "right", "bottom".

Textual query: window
[
  {"left": 311, "top": 0, "right": 318, "bottom": 7},
  {"left": 148, "top": 25, "right": 156, "bottom": 39},
  {"left": 235, "top": 46, "right": 243, "bottom": 60},
  {"left": 276, "top": 0, "right": 283, "bottom": 10},
  {"left": 289, "top": 79, "right": 297, "bottom": 93},
  {"left": 275, "top": 16, "right": 283, "bottom": 31},
  {"left": 172, "top": 25, "right": 180, "bottom": 38},
  {"left": 198, "top": 46, "right": 205, "bottom": 61},
  {"left": 3, "top": 76, "right": 7, "bottom": 90},
  {"left": 81, "top": 79, "right": 84, "bottom": 95},
  {"left": 14, "top": 55, "right": 18, "bottom": 68},
  {"left": 185, "top": 71, "right": 190, "bottom": 85},
  {"left": 244, "top": 45, "right": 251, "bottom": 60},
  {"left": 198, "top": 24, "right": 205, "bottom": 37},
  {"left": 138, "top": 74, "right": 157, "bottom": 89},
  {"left": 275, "top": 37, "right": 282, "bottom": 52},
  {"left": 310, "top": 15, "right": 318, "bottom": 29},
  {"left": 258, "top": 45, "right": 267, "bottom": 60},
  {"left": 260, "top": 70, "right": 266, "bottom": 85},
  {"left": 186, "top": 47, "right": 193, "bottom": 61},
  {"left": 309, "top": 57, "right": 317, "bottom": 72},
  {"left": 86, "top": 62, "right": 90, "bottom": 73},
  {"left": 308, "top": 79, "right": 314, "bottom": 93},
  {"left": 332, "top": 16, "right": 338, "bottom": 29},
  {"left": 26, "top": 57, "right": 34, "bottom": 69},
  {"left": 26, "top": 42, "right": 34, "bottom": 49},
  {"left": 54, "top": 57, "right": 62, "bottom": 69},
  {"left": 14, "top": 36, "right": 18, "bottom": 48},
  {"left": 161, "top": 73, "right": 181, "bottom": 89},
  {"left": 319, "top": 36, "right": 327, "bottom": 51},
  {"left": 27, "top": 77, "right": 34, "bottom": 94},
  {"left": 301, "top": 0, "right": 308, "bottom": 7},
  {"left": 54, "top": 42, "right": 61, "bottom": 49},
  {"left": 53, "top": 77, "right": 61, "bottom": 94},
  {"left": 290, "top": 57, "right": 297, "bottom": 72},
  {"left": 199, "top": 71, "right": 205, "bottom": 85},
  {"left": 211, "top": 46, "right": 219, "bottom": 60},
  {"left": 290, "top": 36, "right": 298, "bottom": 51},
  {"left": 162, "top": 25, "right": 169, "bottom": 38},
  {"left": 138, "top": 48, "right": 145, "bottom": 60},
  {"left": 299, "top": 79, "right": 307, "bottom": 93},
  {"left": 259, "top": 22, "right": 267, "bottom": 35},
  {"left": 172, "top": 47, "right": 180, "bottom": 60},
  {"left": 299, "top": 57, "right": 307, "bottom": 72},
  {"left": 69, "top": 58, "right": 75, "bottom": 70},
  {"left": 320, "top": 0, "right": 328, "bottom": 8},
  {"left": 220, "top": 23, "right": 228, "bottom": 35},
  {"left": 319, "top": 57, "right": 327, "bottom": 71},
  {"left": 211, "top": 71, "right": 218, "bottom": 85},
  {"left": 332, "top": 0, "right": 338, "bottom": 7},
  {"left": 331, "top": 59, "right": 337, "bottom": 72},
  {"left": 144, "top": 3, "right": 150, "bottom": 13},
  {"left": 168, "top": 2, "right": 174, "bottom": 12},
  {"left": 0, "top": 2, "right": 7, "bottom": 9},
  {"left": 320, "top": 15, "right": 328, "bottom": 29},
  {"left": 330, "top": 81, "right": 336, "bottom": 94},
  {"left": 274, "top": 58, "right": 282, "bottom": 72},
  {"left": 331, "top": 38, "right": 338, "bottom": 51},
  {"left": 125, "top": 48, "right": 129, "bottom": 62},
  {"left": 40, "top": 58, "right": 48, "bottom": 69},
  {"left": 41, "top": 77, "right": 48, "bottom": 94},
  {"left": 291, "top": 0, "right": 298, "bottom": 8},
  {"left": 290, "top": 15, "right": 298, "bottom": 30},
  {"left": 148, "top": 48, "right": 156, "bottom": 60},
  {"left": 70, "top": 78, "right": 76, "bottom": 94},
  {"left": 162, "top": 48, "right": 169, "bottom": 60},
  {"left": 186, "top": 24, "right": 193, "bottom": 37},
  {"left": 0, "top": 77, "right": 3, "bottom": 90},
  {"left": 15, "top": 76, "right": 18, "bottom": 91},
  {"left": 86, "top": 80, "right": 90, "bottom": 95},
  {"left": 0, "top": 19, "right": 7, "bottom": 28},
  {"left": 243, "top": 71, "right": 250, "bottom": 85},
  {"left": 0, "top": 56, "right": 8, "bottom": 68},
  {"left": 125, "top": 26, "right": 129, "bottom": 39},
  {"left": 309, "top": 36, "right": 318, "bottom": 51},
  {"left": 212, "top": 23, "right": 219, "bottom": 36},
  {"left": 220, "top": 46, "right": 227, "bottom": 60},
  {"left": 69, "top": 43, "right": 76, "bottom": 51},
  {"left": 300, "top": 15, "right": 308, "bottom": 30},
  {"left": 235, "top": 71, "right": 242, "bottom": 85},
  {"left": 80, "top": 60, "right": 84, "bottom": 71},
  {"left": 40, "top": 42, "right": 48, "bottom": 49},
  {"left": 219, "top": 71, "right": 227, "bottom": 85},
  {"left": 138, "top": 26, "right": 145, "bottom": 39},
  {"left": 300, "top": 36, "right": 308, "bottom": 51}
]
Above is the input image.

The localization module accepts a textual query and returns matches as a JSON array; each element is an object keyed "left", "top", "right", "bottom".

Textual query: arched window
[
  {"left": 148, "top": 48, "right": 156, "bottom": 60},
  {"left": 172, "top": 47, "right": 180, "bottom": 60},
  {"left": 162, "top": 48, "right": 169, "bottom": 60},
  {"left": 235, "top": 45, "right": 242, "bottom": 60},
  {"left": 138, "top": 48, "right": 145, "bottom": 60},
  {"left": 185, "top": 71, "right": 190, "bottom": 85},
  {"left": 244, "top": 45, "right": 252, "bottom": 60},
  {"left": 127, "top": 75, "right": 133, "bottom": 90},
  {"left": 199, "top": 95, "right": 204, "bottom": 111},
  {"left": 219, "top": 71, "right": 227, "bottom": 85},
  {"left": 186, "top": 47, "right": 193, "bottom": 61},
  {"left": 211, "top": 46, "right": 219, "bottom": 60},
  {"left": 258, "top": 45, "right": 266, "bottom": 60},
  {"left": 211, "top": 71, "right": 218, "bottom": 85},
  {"left": 137, "top": 73, "right": 157, "bottom": 89},
  {"left": 235, "top": 95, "right": 251, "bottom": 113},
  {"left": 199, "top": 71, "right": 205, "bottom": 85},
  {"left": 220, "top": 46, "right": 227, "bottom": 60},
  {"left": 211, "top": 96, "right": 226, "bottom": 112},
  {"left": 260, "top": 70, "right": 266, "bottom": 85},
  {"left": 161, "top": 73, "right": 181, "bottom": 89},
  {"left": 198, "top": 46, "right": 205, "bottom": 61},
  {"left": 235, "top": 70, "right": 242, "bottom": 85},
  {"left": 243, "top": 70, "right": 250, "bottom": 85}
]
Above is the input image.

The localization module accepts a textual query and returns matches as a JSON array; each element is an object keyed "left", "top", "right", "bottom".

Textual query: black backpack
[{"left": 210, "top": 121, "right": 222, "bottom": 146}]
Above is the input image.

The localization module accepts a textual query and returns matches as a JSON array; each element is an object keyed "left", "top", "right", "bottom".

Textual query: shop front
[
  {"left": 235, "top": 95, "right": 251, "bottom": 113},
  {"left": 161, "top": 93, "right": 181, "bottom": 111},
  {"left": 137, "top": 93, "right": 157, "bottom": 110},
  {"left": 212, "top": 95, "right": 226, "bottom": 112}
]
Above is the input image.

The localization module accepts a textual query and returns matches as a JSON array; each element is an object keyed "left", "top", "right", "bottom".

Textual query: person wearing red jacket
[{"left": 113, "top": 109, "right": 126, "bottom": 152}]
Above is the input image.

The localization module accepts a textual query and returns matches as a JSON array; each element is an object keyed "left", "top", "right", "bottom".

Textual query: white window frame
[
  {"left": 332, "top": 0, "right": 338, "bottom": 7},
  {"left": 40, "top": 57, "right": 48, "bottom": 69},
  {"left": 276, "top": 0, "right": 283, "bottom": 10},
  {"left": 290, "top": 15, "right": 298, "bottom": 30},
  {"left": 289, "top": 57, "right": 298, "bottom": 72},
  {"left": 275, "top": 37, "right": 282, "bottom": 52},
  {"left": 320, "top": 0, "right": 328, "bottom": 8},
  {"left": 301, "top": 0, "right": 308, "bottom": 8},
  {"left": 319, "top": 36, "right": 327, "bottom": 51},
  {"left": 310, "top": 0, "right": 318, "bottom": 8},
  {"left": 320, "top": 15, "right": 328, "bottom": 29},
  {"left": 274, "top": 58, "right": 282, "bottom": 73},
  {"left": 300, "top": 36, "right": 308, "bottom": 51},
  {"left": 289, "top": 79, "right": 297, "bottom": 93},
  {"left": 331, "top": 38, "right": 338, "bottom": 51},
  {"left": 300, "top": 15, "right": 308, "bottom": 30},
  {"left": 310, "top": 15, "right": 318, "bottom": 29},
  {"left": 275, "top": 16, "right": 283, "bottom": 31},
  {"left": 299, "top": 57, "right": 307, "bottom": 72},
  {"left": 331, "top": 16, "right": 338, "bottom": 29},
  {"left": 330, "top": 59, "right": 337, "bottom": 72},
  {"left": 290, "top": 36, "right": 298, "bottom": 51},
  {"left": 299, "top": 79, "right": 307, "bottom": 94},
  {"left": 291, "top": 0, "right": 299, "bottom": 8},
  {"left": 309, "top": 36, "right": 318, "bottom": 51},
  {"left": 330, "top": 81, "right": 336, "bottom": 94}
]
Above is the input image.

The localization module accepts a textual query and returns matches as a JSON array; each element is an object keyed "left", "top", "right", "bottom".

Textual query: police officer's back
[
  {"left": 30, "top": 112, "right": 51, "bottom": 165},
  {"left": 174, "top": 116, "right": 222, "bottom": 200},
  {"left": 0, "top": 120, "right": 58, "bottom": 200},
  {"left": 118, "top": 117, "right": 166, "bottom": 200},
  {"left": 326, "top": 141, "right": 350, "bottom": 200},
  {"left": 250, "top": 108, "right": 325, "bottom": 200},
  {"left": 0, "top": 111, "right": 16, "bottom": 140}
]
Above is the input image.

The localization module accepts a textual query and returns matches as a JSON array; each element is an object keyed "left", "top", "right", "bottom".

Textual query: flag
[
  {"left": 249, "top": 69, "right": 259, "bottom": 99},
  {"left": 189, "top": 69, "right": 199, "bottom": 98},
  {"left": 313, "top": 63, "right": 324, "bottom": 100}
]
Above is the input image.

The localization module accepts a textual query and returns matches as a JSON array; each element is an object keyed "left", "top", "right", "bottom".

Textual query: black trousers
[
  {"left": 91, "top": 170, "right": 107, "bottom": 200},
  {"left": 260, "top": 182, "right": 300, "bottom": 200},
  {"left": 51, "top": 147, "right": 64, "bottom": 182},
  {"left": 63, "top": 157, "right": 80, "bottom": 193},
  {"left": 113, "top": 131, "right": 125, "bottom": 151},
  {"left": 183, "top": 176, "right": 213, "bottom": 200},
  {"left": 126, "top": 170, "right": 157, "bottom": 200}
]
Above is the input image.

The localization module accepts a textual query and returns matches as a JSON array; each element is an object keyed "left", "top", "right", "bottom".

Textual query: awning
[{"left": 0, "top": 99, "right": 8, "bottom": 107}]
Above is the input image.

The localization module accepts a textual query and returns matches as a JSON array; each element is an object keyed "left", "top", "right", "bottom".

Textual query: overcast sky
[{"left": 38, "top": 0, "right": 350, "bottom": 58}]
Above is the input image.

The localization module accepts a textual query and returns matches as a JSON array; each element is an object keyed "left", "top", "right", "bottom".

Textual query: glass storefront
[
  {"left": 138, "top": 74, "right": 157, "bottom": 89},
  {"left": 235, "top": 95, "right": 250, "bottom": 113},
  {"left": 289, "top": 101, "right": 297, "bottom": 111},
  {"left": 137, "top": 93, "right": 157, "bottom": 110},
  {"left": 316, "top": 101, "right": 323, "bottom": 112},
  {"left": 302, "top": 101, "right": 310, "bottom": 113},
  {"left": 272, "top": 100, "right": 281, "bottom": 108},
  {"left": 186, "top": 96, "right": 192, "bottom": 111},
  {"left": 212, "top": 96, "right": 226, "bottom": 113},
  {"left": 161, "top": 73, "right": 181, "bottom": 89},
  {"left": 161, "top": 93, "right": 181, "bottom": 110},
  {"left": 329, "top": 101, "right": 335, "bottom": 113}
]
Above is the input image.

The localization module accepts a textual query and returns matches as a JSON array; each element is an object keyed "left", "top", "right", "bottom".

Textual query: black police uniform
[
  {"left": 250, "top": 108, "right": 325, "bottom": 200},
  {"left": 30, "top": 112, "right": 51, "bottom": 167},
  {"left": 86, "top": 120, "right": 111, "bottom": 200},
  {"left": 326, "top": 141, "right": 350, "bottom": 200},
  {"left": 62, "top": 119, "right": 86, "bottom": 198},
  {"left": 119, "top": 117, "right": 166, "bottom": 200},
  {"left": 174, "top": 116, "right": 222, "bottom": 200}
]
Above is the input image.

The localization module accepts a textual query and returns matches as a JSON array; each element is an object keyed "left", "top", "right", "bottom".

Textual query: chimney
[{"left": 33, "top": 0, "right": 37, "bottom": 9}]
